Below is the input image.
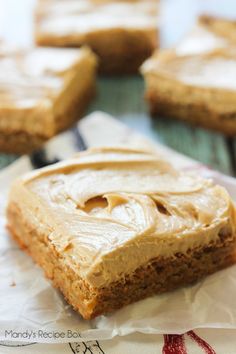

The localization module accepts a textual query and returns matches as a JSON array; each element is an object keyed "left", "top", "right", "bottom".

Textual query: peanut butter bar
[
  {"left": 7, "top": 147, "right": 236, "bottom": 319},
  {"left": 0, "top": 45, "right": 97, "bottom": 153},
  {"left": 141, "top": 15, "right": 236, "bottom": 136},
  {"left": 35, "top": 0, "right": 158, "bottom": 74}
]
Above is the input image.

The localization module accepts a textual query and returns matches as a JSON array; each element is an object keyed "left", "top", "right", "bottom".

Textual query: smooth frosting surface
[
  {"left": 0, "top": 45, "right": 92, "bottom": 109},
  {"left": 36, "top": 0, "right": 158, "bottom": 35},
  {"left": 20, "top": 147, "right": 236, "bottom": 287}
]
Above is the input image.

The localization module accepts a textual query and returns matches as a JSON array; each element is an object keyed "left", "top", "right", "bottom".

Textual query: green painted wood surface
[
  {"left": 89, "top": 76, "right": 235, "bottom": 176},
  {"left": 0, "top": 75, "right": 235, "bottom": 176}
]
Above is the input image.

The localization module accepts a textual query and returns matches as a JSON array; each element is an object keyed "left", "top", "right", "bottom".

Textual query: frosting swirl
[{"left": 25, "top": 147, "right": 236, "bottom": 287}]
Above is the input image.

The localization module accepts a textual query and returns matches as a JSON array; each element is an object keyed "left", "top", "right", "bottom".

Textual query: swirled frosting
[
  {"left": 142, "top": 49, "right": 236, "bottom": 91},
  {"left": 175, "top": 24, "right": 228, "bottom": 56},
  {"left": 0, "top": 45, "right": 92, "bottom": 108},
  {"left": 22, "top": 147, "right": 236, "bottom": 287},
  {"left": 0, "top": 45, "right": 96, "bottom": 135},
  {"left": 36, "top": 0, "right": 158, "bottom": 36}
]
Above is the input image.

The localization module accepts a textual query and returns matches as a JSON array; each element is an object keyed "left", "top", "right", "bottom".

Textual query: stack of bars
[
  {"left": 141, "top": 15, "right": 236, "bottom": 136},
  {"left": 35, "top": 0, "right": 159, "bottom": 74}
]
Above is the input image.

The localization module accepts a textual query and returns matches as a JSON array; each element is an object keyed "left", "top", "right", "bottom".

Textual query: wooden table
[
  {"left": 89, "top": 76, "right": 236, "bottom": 176},
  {"left": 0, "top": 0, "right": 235, "bottom": 176}
]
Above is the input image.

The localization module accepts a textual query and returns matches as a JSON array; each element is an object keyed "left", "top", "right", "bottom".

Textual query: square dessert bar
[
  {"left": 141, "top": 48, "right": 236, "bottom": 136},
  {"left": 35, "top": 0, "right": 158, "bottom": 74},
  {"left": 0, "top": 45, "right": 97, "bottom": 153},
  {"left": 7, "top": 147, "right": 236, "bottom": 319},
  {"left": 142, "top": 15, "right": 236, "bottom": 136}
]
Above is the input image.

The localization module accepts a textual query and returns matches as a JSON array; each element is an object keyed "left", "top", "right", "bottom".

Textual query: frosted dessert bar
[
  {"left": 7, "top": 147, "right": 236, "bottom": 319},
  {"left": 0, "top": 45, "right": 97, "bottom": 153},
  {"left": 35, "top": 0, "right": 158, "bottom": 74}
]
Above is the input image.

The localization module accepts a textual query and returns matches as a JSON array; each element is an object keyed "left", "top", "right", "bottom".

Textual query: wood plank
[
  {"left": 152, "top": 117, "right": 233, "bottom": 175},
  {"left": 90, "top": 76, "right": 234, "bottom": 176}
]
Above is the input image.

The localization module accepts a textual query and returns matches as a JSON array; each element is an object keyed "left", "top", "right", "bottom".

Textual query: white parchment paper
[{"left": 0, "top": 112, "right": 236, "bottom": 344}]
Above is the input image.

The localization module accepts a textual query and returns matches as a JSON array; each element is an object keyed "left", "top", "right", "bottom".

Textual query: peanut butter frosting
[
  {"left": 12, "top": 147, "right": 236, "bottom": 288},
  {"left": 0, "top": 45, "right": 96, "bottom": 135},
  {"left": 0, "top": 46, "right": 91, "bottom": 107},
  {"left": 141, "top": 49, "right": 236, "bottom": 91},
  {"left": 36, "top": 0, "right": 158, "bottom": 37},
  {"left": 175, "top": 24, "right": 228, "bottom": 56},
  {"left": 142, "top": 15, "right": 236, "bottom": 90},
  {"left": 175, "top": 15, "right": 236, "bottom": 57}
]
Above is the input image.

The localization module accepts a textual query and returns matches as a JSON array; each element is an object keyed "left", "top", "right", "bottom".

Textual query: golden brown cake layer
[
  {"left": 0, "top": 45, "right": 97, "bottom": 153},
  {"left": 35, "top": 0, "right": 159, "bottom": 74},
  {"left": 7, "top": 147, "right": 236, "bottom": 319},
  {"left": 141, "top": 49, "right": 236, "bottom": 136}
]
